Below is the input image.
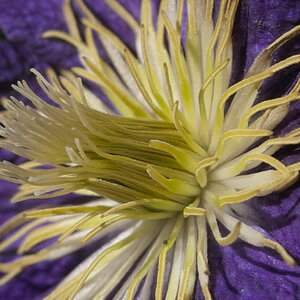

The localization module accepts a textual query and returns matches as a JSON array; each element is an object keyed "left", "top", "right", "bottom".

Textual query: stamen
[
  {"left": 210, "top": 1, "right": 239, "bottom": 124},
  {"left": 196, "top": 217, "right": 212, "bottom": 300},
  {"left": 199, "top": 58, "right": 230, "bottom": 142},
  {"left": 149, "top": 139, "right": 200, "bottom": 173},
  {"left": 290, "top": 76, "right": 300, "bottom": 93},
  {"left": 147, "top": 165, "right": 200, "bottom": 197},
  {"left": 225, "top": 55, "right": 300, "bottom": 130},
  {"left": 205, "top": 0, "right": 214, "bottom": 21},
  {"left": 97, "top": 235, "right": 154, "bottom": 298},
  {"left": 124, "top": 48, "right": 169, "bottom": 120},
  {"left": 205, "top": 0, "right": 227, "bottom": 76},
  {"left": 74, "top": 0, "right": 97, "bottom": 22},
  {"left": 80, "top": 214, "right": 126, "bottom": 245},
  {"left": 68, "top": 228, "right": 145, "bottom": 299},
  {"left": 100, "top": 199, "right": 181, "bottom": 218},
  {"left": 214, "top": 209, "right": 296, "bottom": 266},
  {"left": 215, "top": 0, "right": 238, "bottom": 65},
  {"left": 202, "top": 285, "right": 213, "bottom": 300},
  {"left": 0, "top": 251, "right": 48, "bottom": 274},
  {"left": 103, "top": 0, "right": 140, "bottom": 34},
  {"left": 141, "top": 0, "right": 154, "bottom": 30},
  {"left": 183, "top": 205, "right": 206, "bottom": 217},
  {"left": 24, "top": 206, "right": 104, "bottom": 218},
  {"left": 82, "top": 55, "right": 149, "bottom": 118},
  {"left": 63, "top": 0, "right": 81, "bottom": 41},
  {"left": 156, "top": 0, "right": 170, "bottom": 43},
  {"left": 58, "top": 211, "right": 99, "bottom": 244},
  {"left": 217, "top": 222, "right": 241, "bottom": 245},
  {"left": 214, "top": 129, "right": 273, "bottom": 161},
  {"left": 216, "top": 188, "right": 260, "bottom": 207},
  {"left": 186, "top": 0, "right": 197, "bottom": 34},
  {"left": 162, "top": 11, "right": 195, "bottom": 124},
  {"left": 0, "top": 211, "right": 28, "bottom": 238},
  {"left": 195, "top": 156, "right": 219, "bottom": 187},
  {"left": 162, "top": 63, "right": 175, "bottom": 109},
  {"left": 240, "top": 93, "right": 300, "bottom": 128},
  {"left": 173, "top": 102, "right": 208, "bottom": 156},
  {"left": 262, "top": 239, "right": 296, "bottom": 266},
  {"left": 0, "top": 219, "right": 44, "bottom": 252},
  {"left": 211, "top": 153, "right": 291, "bottom": 180},
  {"left": 175, "top": 0, "right": 184, "bottom": 33},
  {"left": 18, "top": 219, "right": 74, "bottom": 254},
  {"left": 43, "top": 30, "right": 89, "bottom": 55},
  {"left": 205, "top": 204, "right": 241, "bottom": 245},
  {"left": 165, "top": 223, "right": 185, "bottom": 299},
  {"left": 178, "top": 217, "right": 197, "bottom": 298},
  {"left": 266, "top": 25, "right": 300, "bottom": 54},
  {"left": 0, "top": 269, "right": 21, "bottom": 286},
  {"left": 141, "top": 24, "right": 172, "bottom": 118},
  {"left": 126, "top": 220, "right": 175, "bottom": 299},
  {"left": 155, "top": 216, "right": 183, "bottom": 300}
]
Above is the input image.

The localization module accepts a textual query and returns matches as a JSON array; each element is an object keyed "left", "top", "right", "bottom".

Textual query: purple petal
[
  {"left": 0, "top": 0, "right": 78, "bottom": 69},
  {"left": 232, "top": 0, "right": 300, "bottom": 78},
  {"left": 84, "top": 0, "right": 141, "bottom": 51},
  {"left": 206, "top": 237, "right": 300, "bottom": 300},
  {"left": 0, "top": 41, "right": 34, "bottom": 83}
]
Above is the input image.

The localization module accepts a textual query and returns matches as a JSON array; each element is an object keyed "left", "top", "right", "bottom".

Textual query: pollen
[{"left": 0, "top": 0, "right": 300, "bottom": 299}]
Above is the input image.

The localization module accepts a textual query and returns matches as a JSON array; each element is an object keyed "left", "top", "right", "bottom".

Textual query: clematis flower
[{"left": 0, "top": 0, "right": 300, "bottom": 299}]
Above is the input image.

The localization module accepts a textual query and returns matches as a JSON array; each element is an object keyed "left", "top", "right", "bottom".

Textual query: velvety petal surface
[
  {"left": 0, "top": 0, "right": 79, "bottom": 101},
  {"left": 0, "top": 0, "right": 78, "bottom": 69}
]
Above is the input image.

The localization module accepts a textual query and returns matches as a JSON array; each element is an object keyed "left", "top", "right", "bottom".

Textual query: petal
[
  {"left": 207, "top": 236, "right": 300, "bottom": 300},
  {"left": 0, "top": 0, "right": 78, "bottom": 69},
  {"left": 232, "top": 0, "right": 300, "bottom": 75},
  {"left": 250, "top": 184, "right": 300, "bottom": 260},
  {"left": 84, "top": 0, "right": 141, "bottom": 50},
  {"left": 231, "top": 0, "right": 300, "bottom": 103},
  {"left": 0, "top": 41, "right": 34, "bottom": 83},
  {"left": 0, "top": 243, "right": 100, "bottom": 299}
]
